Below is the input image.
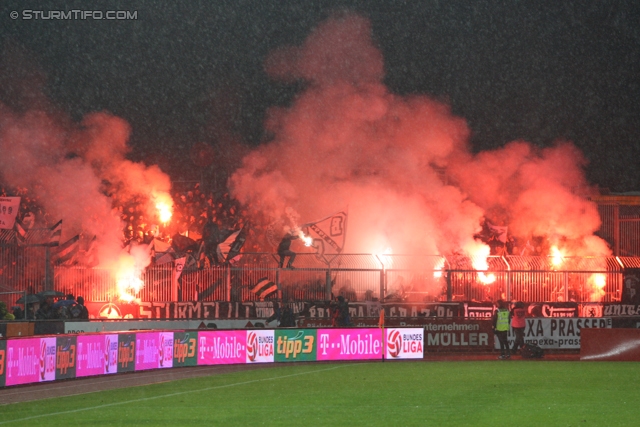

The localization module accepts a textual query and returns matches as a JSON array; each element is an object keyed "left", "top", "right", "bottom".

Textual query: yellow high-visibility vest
[{"left": 496, "top": 309, "right": 510, "bottom": 331}]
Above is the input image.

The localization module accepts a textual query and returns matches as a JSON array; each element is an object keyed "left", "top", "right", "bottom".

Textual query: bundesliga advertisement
[
  {"left": 385, "top": 328, "right": 424, "bottom": 359},
  {"left": 246, "top": 330, "right": 275, "bottom": 364}
]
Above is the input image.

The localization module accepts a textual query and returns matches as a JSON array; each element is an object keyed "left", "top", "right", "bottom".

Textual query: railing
[
  {"left": 0, "top": 249, "right": 631, "bottom": 304},
  {"left": 58, "top": 254, "right": 628, "bottom": 304}
]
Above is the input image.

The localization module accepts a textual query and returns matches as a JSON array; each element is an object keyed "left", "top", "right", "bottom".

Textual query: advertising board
[
  {"left": 197, "top": 330, "right": 246, "bottom": 365},
  {"left": 316, "top": 328, "right": 382, "bottom": 361},
  {"left": 385, "top": 328, "right": 424, "bottom": 359}
]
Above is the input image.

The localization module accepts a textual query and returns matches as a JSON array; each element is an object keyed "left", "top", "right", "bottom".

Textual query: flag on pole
[
  {"left": 378, "top": 308, "right": 385, "bottom": 328},
  {"left": 216, "top": 224, "right": 248, "bottom": 263},
  {"left": 251, "top": 277, "right": 277, "bottom": 301},
  {"left": 302, "top": 209, "right": 348, "bottom": 256},
  {"left": 52, "top": 235, "right": 80, "bottom": 265},
  {"left": 487, "top": 222, "right": 508, "bottom": 243},
  {"left": 174, "top": 257, "right": 186, "bottom": 282},
  {"left": 13, "top": 217, "right": 27, "bottom": 245},
  {"left": 48, "top": 220, "right": 62, "bottom": 246}
]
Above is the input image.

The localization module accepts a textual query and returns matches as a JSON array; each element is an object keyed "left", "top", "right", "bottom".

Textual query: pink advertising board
[
  {"left": 5, "top": 338, "right": 50, "bottom": 386},
  {"left": 317, "top": 328, "right": 383, "bottom": 361},
  {"left": 198, "top": 330, "right": 246, "bottom": 365},
  {"left": 136, "top": 332, "right": 161, "bottom": 371},
  {"left": 77, "top": 334, "right": 118, "bottom": 377}
]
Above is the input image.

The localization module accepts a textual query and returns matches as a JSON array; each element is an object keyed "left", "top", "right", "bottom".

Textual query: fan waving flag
[
  {"left": 302, "top": 209, "right": 348, "bottom": 257},
  {"left": 216, "top": 224, "right": 248, "bottom": 263},
  {"left": 251, "top": 277, "right": 277, "bottom": 301}
]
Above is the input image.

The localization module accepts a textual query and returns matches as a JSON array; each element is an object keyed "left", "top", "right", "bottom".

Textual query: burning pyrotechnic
[
  {"left": 588, "top": 273, "right": 607, "bottom": 301},
  {"left": 116, "top": 270, "right": 144, "bottom": 303},
  {"left": 298, "top": 230, "right": 313, "bottom": 247},
  {"left": 551, "top": 246, "right": 564, "bottom": 267},
  {"left": 433, "top": 258, "right": 445, "bottom": 278},
  {"left": 231, "top": 12, "right": 611, "bottom": 272},
  {"left": 466, "top": 242, "right": 496, "bottom": 284}
]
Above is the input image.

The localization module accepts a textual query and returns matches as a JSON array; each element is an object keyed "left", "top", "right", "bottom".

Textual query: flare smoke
[{"left": 230, "top": 13, "right": 609, "bottom": 258}]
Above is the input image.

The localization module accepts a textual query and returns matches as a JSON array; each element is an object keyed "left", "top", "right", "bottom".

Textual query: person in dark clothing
[
  {"left": 74, "top": 296, "right": 90, "bottom": 320},
  {"left": 332, "top": 296, "right": 352, "bottom": 327},
  {"left": 52, "top": 294, "right": 76, "bottom": 319},
  {"left": 510, "top": 301, "right": 526, "bottom": 354},
  {"left": 493, "top": 299, "right": 511, "bottom": 359},
  {"left": 277, "top": 231, "right": 299, "bottom": 268},
  {"left": 35, "top": 297, "right": 54, "bottom": 320}
]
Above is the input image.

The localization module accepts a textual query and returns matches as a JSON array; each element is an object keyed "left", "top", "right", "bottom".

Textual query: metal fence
[{"left": 0, "top": 247, "right": 634, "bottom": 304}]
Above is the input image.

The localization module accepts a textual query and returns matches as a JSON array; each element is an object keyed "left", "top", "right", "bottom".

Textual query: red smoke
[
  {"left": 231, "top": 13, "right": 610, "bottom": 259},
  {"left": 0, "top": 106, "right": 171, "bottom": 271}
]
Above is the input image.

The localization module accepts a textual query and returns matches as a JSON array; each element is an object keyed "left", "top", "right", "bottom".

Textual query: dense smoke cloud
[
  {"left": 0, "top": 87, "right": 171, "bottom": 271},
  {"left": 231, "top": 13, "right": 609, "bottom": 259}
]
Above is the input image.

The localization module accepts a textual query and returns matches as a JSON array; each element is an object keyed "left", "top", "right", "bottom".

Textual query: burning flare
[
  {"left": 298, "top": 230, "right": 313, "bottom": 247},
  {"left": 433, "top": 258, "right": 445, "bottom": 278},
  {"left": 116, "top": 270, "right": 144, "bottom": 303},
  {"left": 153, "top": 193, "right": 174, "bottom": 225},
  {"left": 466, "top": 242, "right": 496, "bottom": 284},
  {"left": 551, "top": 246, "right": 564, "bottom": 267},
  {"left": 588, "top": 273, "right": 607, "bottom": 301}
]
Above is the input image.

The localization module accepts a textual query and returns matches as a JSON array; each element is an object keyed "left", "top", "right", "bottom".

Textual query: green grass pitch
[{"left": 1, "top": 361, "right": 638, "bottom": 426}]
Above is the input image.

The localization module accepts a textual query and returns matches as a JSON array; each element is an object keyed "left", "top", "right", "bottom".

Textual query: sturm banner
[{"left": 84, "top": 301, "right": 598, "bottom": 321}]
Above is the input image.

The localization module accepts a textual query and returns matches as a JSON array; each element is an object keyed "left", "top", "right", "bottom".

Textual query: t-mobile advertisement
[
  {"left": 316, "top": 328, "right": 383, "bottom": 361},
  {"left": 197, "top": 330, "right": 246, "bottom": 365},
  {"left": 136, "top": 332, "right": 173, "bottom": 371},
  {"left": 77, "top": 334, "right": 118, "bottom": 377},
  {"left": 4, "top": 338, "right": 46, "bottom": 386},
  {"left": 385, "top": 328, "right": 424, "bottom": 359}
]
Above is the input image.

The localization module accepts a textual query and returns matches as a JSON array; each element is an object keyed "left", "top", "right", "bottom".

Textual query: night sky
[{"left": 1, "top": 0, "right": 639, "bottom": 192}]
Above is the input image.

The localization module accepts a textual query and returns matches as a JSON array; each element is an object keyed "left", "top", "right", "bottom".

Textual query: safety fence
[{"left": 1, "top": 248, "right": 637, "bottom": 304}]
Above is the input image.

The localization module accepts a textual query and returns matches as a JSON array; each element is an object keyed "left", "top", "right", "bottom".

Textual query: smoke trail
[{"left": 230, "top": 12, "right": 610, "bottom": 260}]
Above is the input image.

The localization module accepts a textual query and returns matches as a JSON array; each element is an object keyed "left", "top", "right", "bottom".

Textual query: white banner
[
  {"left": 494, "top": 317, "right": 612, "bottom": 350},
  {"left": 385, "top": 327, "right": 424, "bottom": 359},
  {"left": 0, "top": 197, "right": 20, "bottom": 229},
  {"left": 302, "top": 210, "right": 348, "bottom": 257}
]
